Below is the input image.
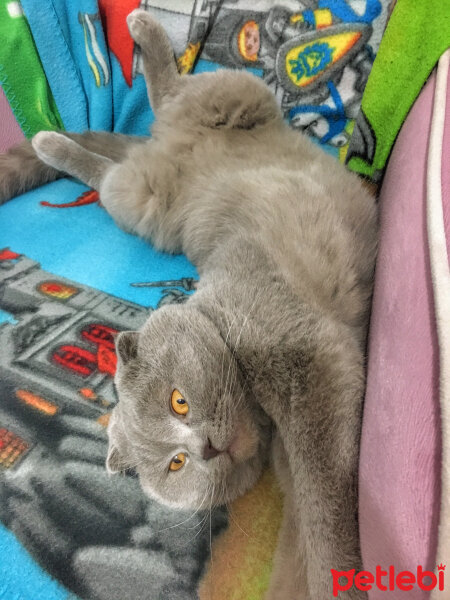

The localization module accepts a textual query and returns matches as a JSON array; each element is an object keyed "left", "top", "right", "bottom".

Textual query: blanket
[
  {"left": 346, "top": 0, "right": 450, "bottom": 180},
  {"left": 0, "top": 1, "right": 391, "bottom": 599}
]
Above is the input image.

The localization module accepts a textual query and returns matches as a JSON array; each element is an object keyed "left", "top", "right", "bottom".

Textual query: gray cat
[{"left": 0, "top": 10, "right": 377, "bottom": 599}]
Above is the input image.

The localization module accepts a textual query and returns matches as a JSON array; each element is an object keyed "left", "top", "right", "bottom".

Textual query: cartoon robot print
[
  {"left": 199, "top": 0, "right": 381, "bottom": 149},
  {"left": 134, "top": 0, "right": 383, "bottom": 153}
]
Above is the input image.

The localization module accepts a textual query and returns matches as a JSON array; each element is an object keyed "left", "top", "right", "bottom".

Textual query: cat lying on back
[{"left": 0, "top": 10, "right": 377, "bottom": 599}]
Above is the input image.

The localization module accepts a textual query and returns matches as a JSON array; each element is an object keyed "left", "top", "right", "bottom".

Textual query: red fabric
[
  {"left": 98, "top": 0, "right": 141, "bottom": 87},
  {"left": 0, "top": 248, "right": 21, "bottom": 261}
]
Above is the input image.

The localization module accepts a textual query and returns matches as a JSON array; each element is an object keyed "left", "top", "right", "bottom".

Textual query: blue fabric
[
  {"left": 20, "top": 0, "right": 111, "bottom": 132},
  {"left": 110, "top": 53, "right": 153, "bottom": 134},
  {"left": 0, "top": 523, "right": 72, "bottom": 600},
  {"left": 303, "top": 10, "right": 316, "bottom": 27},
  {"left": 318, "top": 0, "right": 382, "bottom": 23},
  {"left": 19, "top": 0, "right": 153, "bottom": 135},
  {"left": 289, "top": 81, "right": 347, "bottom": 144},
  {"left": 0, "top": 179, "right": 197, "bottom": 308}
]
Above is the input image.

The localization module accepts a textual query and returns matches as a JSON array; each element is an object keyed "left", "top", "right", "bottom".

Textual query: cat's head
[{"left": 107, "top": 304, "right": 271, "bottom": 509}]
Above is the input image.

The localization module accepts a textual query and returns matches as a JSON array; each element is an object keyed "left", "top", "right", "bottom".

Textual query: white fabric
[{"left": 428, "top": 48, "right": 450, "bottom": 600}]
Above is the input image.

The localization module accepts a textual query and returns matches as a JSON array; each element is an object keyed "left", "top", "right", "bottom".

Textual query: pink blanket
[{"left": 359, "top": 57, "right": 450, "bottom": 598}]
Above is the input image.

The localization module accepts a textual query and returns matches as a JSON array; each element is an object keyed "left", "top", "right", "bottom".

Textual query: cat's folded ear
[
  {"left": 106, "top": 443, "right": 127, "bottom": 475},
  {"left": 115, "top": 330, "right": 140, "bottom": 364},
  {"left": 106, "top": 411, "right": 128, "bottom": 475}
]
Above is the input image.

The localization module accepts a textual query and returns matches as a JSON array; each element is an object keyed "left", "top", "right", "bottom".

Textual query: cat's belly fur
[{"left": 182, "top": 165, "right": 376, "bottom": 335}]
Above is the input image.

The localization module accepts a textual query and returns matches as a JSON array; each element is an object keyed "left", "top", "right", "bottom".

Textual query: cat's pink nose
[{"left": 203, "top": 438, "right": 221, "bottom": 461}]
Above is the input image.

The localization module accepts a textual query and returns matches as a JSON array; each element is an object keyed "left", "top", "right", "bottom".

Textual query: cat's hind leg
[
  {"left": 32, "top": 131, "right": 185, "bottom": 253},
  {"left": 0, "top": 132, "right": 142, "bottom": 205},
  {"left": 32, "top": 131, "right": 113, "bottom": 190},
  {"left": 126, "top": 10, "right": 180, "bottom": 112}
]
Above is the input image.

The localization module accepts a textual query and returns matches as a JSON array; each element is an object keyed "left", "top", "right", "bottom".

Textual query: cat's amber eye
[
  {"left": 171, "top": 389, "right": 189, "bottom": 415},
  {"left": 169, "top": 452, "right": 186, "bottom": 471}
]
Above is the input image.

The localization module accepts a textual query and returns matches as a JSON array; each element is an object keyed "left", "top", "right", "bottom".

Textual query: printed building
[{"left": 0, "top": 249, "right": 151, "bottom": 472}]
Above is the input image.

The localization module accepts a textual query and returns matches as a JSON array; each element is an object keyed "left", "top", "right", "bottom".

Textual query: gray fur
[
  {"left": 0, "top": 131, "right": 144, "bottom": 204},
  {"left": 0, "top": 9, "right": 377, "bottom": 598}
]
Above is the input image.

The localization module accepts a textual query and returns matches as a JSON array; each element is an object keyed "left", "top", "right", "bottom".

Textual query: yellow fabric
[
  {"left": 177, "top": 42, "right": 201, "bottom": 75},
  {"left": 314, "top": 9, "right": 333, "bottom": 28},
  {"left": 199, "top": 469, "right": 283, "bottom": 600}
]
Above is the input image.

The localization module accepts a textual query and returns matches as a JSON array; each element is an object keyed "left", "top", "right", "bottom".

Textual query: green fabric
[
  {"left": 0, "top": 0, "right": 63, "bottom": 137},
  {"left": 347, "top": 0, "right": 450, "bottom": 179}
]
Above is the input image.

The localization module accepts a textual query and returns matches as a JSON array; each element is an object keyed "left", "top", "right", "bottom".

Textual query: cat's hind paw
[{"left": 32, "top": 131, "right": 69, "bottom": 166}]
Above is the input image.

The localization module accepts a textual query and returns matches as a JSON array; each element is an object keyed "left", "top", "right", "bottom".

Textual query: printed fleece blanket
[{"left": 0, "top": 1, "right": 390, "bottom": 599}]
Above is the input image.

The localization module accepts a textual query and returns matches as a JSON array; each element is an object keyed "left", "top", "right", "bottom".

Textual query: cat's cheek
[
  {"left": 139, "top": 479, "right": 184, "bottom": 509},
  {"left": 138, "top": 470, "right": 205, "bottom": 510},
  {"left": 224, "top": 458, "right": 265, "bottom": 504},
  {"left": 139, "top": 481, "right": 167, "bottom": 506},
  {"left": 228, "top": 419, "right": 259, "bottom": 463}
]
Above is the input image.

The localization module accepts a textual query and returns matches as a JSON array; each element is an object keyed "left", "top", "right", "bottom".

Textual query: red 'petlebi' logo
[{"left": 331, "top": 564, "right": 445, "bottom": 597}]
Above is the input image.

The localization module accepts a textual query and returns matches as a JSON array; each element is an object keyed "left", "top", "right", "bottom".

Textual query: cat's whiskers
[
  {"left": 190, "top": 512, "right": 209, "bottom": 533},
  {"left": 232, "top": 388, "right": 245, "bottom": 413},
  {"left": 226, "top": 501, "right": 250, "bottom": 538},
  {"left": 219, "top": 311, "right": 240, "bottom": 399},
  {"left": 216, "top": 456, "right": 250, "bottom": 538},
  {"left": 216, "top": 476, "right": 224, "bottom": 505},
  {"left": 209, "top": 482, "right": 215, "bottom": 564},
  {"left": 226, "top": 369, "right": 238, "bottom": 429},
  {"left": 223, "top": 290, "right": 262, "bottom": 400},
  {"left": 156, "top": 485, "right": 210, "bottom": 532},
  {"left": 183, "top": 510, "right": 209, "bottom": 545},
  {"left": 182, "top": 482, "right": 214, "bottom": 546},
  {"left": 123, "top": 455, "right": 153, "bottom": 470},
  {"left": 216, "top": 296, "right": 262, "bottom": 446}
]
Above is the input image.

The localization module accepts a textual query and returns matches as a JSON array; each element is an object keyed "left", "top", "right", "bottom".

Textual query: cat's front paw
[
  {"left": 32, "top": 131, "right": 69, "bottom": 165},
  {"left": 127, "top": 9, "right": 161, "bottom": 46}
]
